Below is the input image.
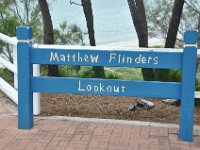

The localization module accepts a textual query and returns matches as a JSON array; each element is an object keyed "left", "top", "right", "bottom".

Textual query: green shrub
[
  {"left": 0, "top": 68, "right": 13, "bottom": 81},
  {"left": 196, "top": 79, "right": 200, "bottom": 91},
  {"left": 153, "top": 69, "right": 181, "bottom": 82},
  {"left": 169, "top": 70, "right": 182, "bottom": 82},
  {"left": 79, "top": 67, "right": 95, "bottom": 78},
  {"left": 58, "top": 66, "right": 78, "bottom": 77},
  {"left": 106, "top": 73, "right": 119, "bottom": 79},
  {"left": 40, "top": 65, "right": 48, "bottom": 76}
]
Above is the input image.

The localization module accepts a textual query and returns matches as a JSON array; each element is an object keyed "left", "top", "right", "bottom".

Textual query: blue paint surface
[
  {"left": 31, "top": 77, "right": 181, "bottom": 99},
  {"left": 179, "top": 46, "right": 197, "bottom": 142},
  {"left": 31, "top": 48, "right": 183, "bottom": 69},
  {"left": 16, "top": 26, "right": 32, "bottom": 40},
  {"left": 17, "top": 27, "right": 33, "bottom": 129},
  {"left": 184, "top": 30, "right": 198, "bottom": 44},
  {"left": 16, "top": 26, "right": 198, "bottom": 142}
]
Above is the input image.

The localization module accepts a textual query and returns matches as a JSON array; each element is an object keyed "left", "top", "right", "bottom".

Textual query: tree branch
[
  {"left": 185, "top": 0, "right": 200, "bottom": 14},
  {"left": 70, "top": 0, "right": 82, "bottom": 6},
  {"left": 13, "top": 0, "right": 24, "bottom": 24}
]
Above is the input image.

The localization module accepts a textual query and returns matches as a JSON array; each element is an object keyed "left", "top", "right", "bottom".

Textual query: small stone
[
  {"left": 162, "top": 99, "right": 178, "bottom": 105},
  {"left": 140, "top": 99, "right": 154, "bottom": 109},
  {"left": 137, "top": 101, "right": 145, "bottom": 107},
  {"left": 128, "top": 102, "right": 137, "bottom": 111}
]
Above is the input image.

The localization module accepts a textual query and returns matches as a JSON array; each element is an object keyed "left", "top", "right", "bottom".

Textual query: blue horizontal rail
[
  {"left": 31, "top": 77, "right": 181, "bottom": 99},
  {"left": 31, "top": 48, "right": 183, "bottom": 69},
  {"left": 17, "top": 26, "right": 198, "bottom": 142}
]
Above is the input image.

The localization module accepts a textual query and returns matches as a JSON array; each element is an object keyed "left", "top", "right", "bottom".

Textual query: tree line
[{"left": 0, "top": 0, "right": 199, "bottom": 81}]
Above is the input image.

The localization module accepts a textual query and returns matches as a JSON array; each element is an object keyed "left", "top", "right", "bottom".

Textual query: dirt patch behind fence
[{"left": 40, "top": 93, "right": 200, "bottom": 125}]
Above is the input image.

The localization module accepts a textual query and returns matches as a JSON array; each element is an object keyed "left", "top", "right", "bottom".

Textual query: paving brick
[
  {"left": 169, "top": 133, "right": 180, "bottom": 141},
  {"left": 141, "top": 126, "right": 151, "bottom": 132},
  {"left": 108, "top": 145, "right": 128, "bottom": 150},
  {"left": 0, "top": 104, "right": 199, "bottom": 150},
  {"left": 140, "top": 130, "right": 150, "bottom": 138},
  {"left": 170, "top": 144, "right": 191, "bottom": 150},
  {"left": 58, "top": 140, "right": 69, "bottom": 147},
  {"left": 46, "top": 146, "right": 67, "bottom": 150},
  {"left": 139, "top": 144, "right": 148, "bottom": 150},
  {"left": 169, "top": 128, "right": 178, "bottom": 134},
  {"left": 191, "top": 136, "right": 200, "bottom": 148},
  {"left": 149, "top": 144, "right": 170, "bottom": 150},
  {"left": 0, "top": 106, "right": 10, "bottom": 114},
  {"left": 150, "top": 131, "right": 168, "bottom": 137},
  {"left": 3, "top": 145, "right": 25, "bottom": 150},
  {"left": 47, "top": 139, "right": 60, "bottom": 147},
  {"left": 98, "top": 141, "right": 108, "bottom": 149},
  {"left": 88, "top": 141, "right": 99, "bottom": 148},
  {"left": 158, "top": 138, "right": 170, "bottom": 146},
  {"left": 129, "top": 137, "right": 149, "bottom": 145},
  {"left": 128, "top": 144, "right": 139, "bottom": 150},
  {"left": 81, "top": 135, "right": 92, "bottom": 141}
]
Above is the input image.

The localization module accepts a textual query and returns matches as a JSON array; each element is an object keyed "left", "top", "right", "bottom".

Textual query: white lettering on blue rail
[
  {"left": 78, "top": 80, "right": 126, "bottom": 93},
  {"left": 109, "top": 53, "right": 158, "bottom": 65},
  {"left": 50, "top": 52, "right": 99, "bottom": 63},
  {"left": 49, "top": 52, "right": 159, "bottom": 65}
]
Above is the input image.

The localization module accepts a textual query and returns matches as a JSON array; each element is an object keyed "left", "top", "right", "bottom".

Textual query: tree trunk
[
  {"left": 165, "top": 0, "right": 184, "bottom": 48},
  {"left": 156, "top": 0, "right": 184, "bottom": 82},
  {"left": 81, "top": 0, "right": 105, "bottom": 78},
  {"left": 127, "top": 0, "right": 154, "bottom": 80},
  {"left": 38, "top": 0, "right": 58, "bottom": 76}
]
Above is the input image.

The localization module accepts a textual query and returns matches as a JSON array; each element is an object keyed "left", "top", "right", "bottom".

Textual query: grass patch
[
  {"left": 197, "top": 65, "right": 200, "bottom": 81},
  {"left": 104, "top": 67, "right": 143, "bottom": 80},
  {"left": 57, "top": 66, "right": 143, "bottom": 80},
  {"left": 0, "top": 68, "right": 13, "bottom": 81}
]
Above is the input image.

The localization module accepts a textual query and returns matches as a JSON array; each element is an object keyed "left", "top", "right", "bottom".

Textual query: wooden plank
[
  {"left": 31, "top": 77, "right": 181, "bottom": 99},
  {"left": 31, "top": 48, "right": 183, "bottom": 69},
  {"left": 179, "top": 30, "right": 198, "bottom": 142},
  {"left": 17, "top": 27, "right": 33, "bottom": 129}
]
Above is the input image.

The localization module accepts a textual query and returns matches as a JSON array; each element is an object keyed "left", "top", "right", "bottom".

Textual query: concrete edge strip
[
  {"left": 36, "top": 115, "right": 200, "bottom": 130},
  {"left": 2, "top": 100, "right": 200, "bottom": 131}
]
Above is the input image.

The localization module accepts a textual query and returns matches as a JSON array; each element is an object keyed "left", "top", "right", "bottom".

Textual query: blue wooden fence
[{"left": 17, "top": 26, "right": 198, "bottom": 142}]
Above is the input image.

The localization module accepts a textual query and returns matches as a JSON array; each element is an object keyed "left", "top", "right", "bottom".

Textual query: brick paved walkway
[{"left": 0, "top": 105, "right": 200, "bottom": 150}]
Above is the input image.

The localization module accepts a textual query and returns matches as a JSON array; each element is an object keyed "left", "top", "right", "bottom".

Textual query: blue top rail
[{"left": 31, "top": 47, "right": 183, "bottom": 69}]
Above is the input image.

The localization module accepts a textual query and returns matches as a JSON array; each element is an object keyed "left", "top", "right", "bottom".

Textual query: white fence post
[
  {"left": 33, "top": 64, "right": 40, "bottom": 115},
  {"left": 13, "top": 43, "right": 18, "bottom": 89},
  {"left": 12, "top": 37, "right": 41, "bottom": 115}
]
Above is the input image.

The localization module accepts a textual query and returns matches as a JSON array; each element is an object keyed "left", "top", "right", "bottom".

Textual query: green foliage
[
  {"left": 54, "top": 21, "right": 84, "bottom": 45},
  {"left": 57, "top": 66, "right": 142, "bottom": 80},
  {"left": 0, "top": 68, "right": 13, "bottom": 81},
  {"left": 170, "top": 70, "right": 182, "bottom": 82},
  {"left": 108, "top": 68, "right": 143, "bottom": 80},
  {"left": 10, "top": 0, "right": 43, "bottom": 43},
  {"left": 59, "top": 66, "right": 79, "bottom": 77},
  {"left": 197, "top": 66, "right": 200, "bottom": 81},
  {"left": 196, "top": 79, "right": 200, "bottom": 91},
  {"left": 0, "top": 0, "right": 42, "bottom": 62},
  {"left": 79, "top": 67, "right": 95, "bottom": 78},
  {"left": 146, "top": 0, "right": 199, "bottom": 41},
  {"left": 145, "top": 0, "right": 173, "bottom": 39},
  {"left": 58, "top": 66, "right": 96, "bottom": 78},
  {"left": 0, "top": 1, "right": 20, "bottom": 62},
  {"left": 153, "top": 69, "right": 182, "bottom": 82},
  {"left": 106, "top": 73, "right": 119, "bottom": 79}
]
